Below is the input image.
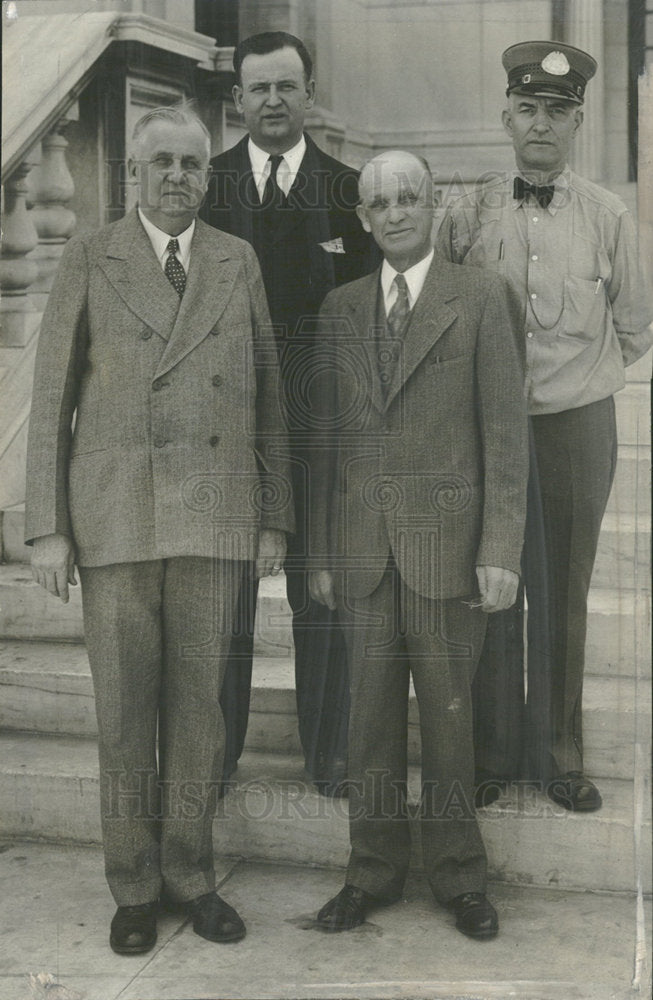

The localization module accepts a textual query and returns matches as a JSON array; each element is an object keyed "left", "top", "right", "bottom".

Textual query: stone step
[
  {"left": 0, "top": 503, "right": 30, "bottom": 563},
  {"left": 1, "top": 564, "right": 645, "bottom": 675},
  {"left": 605, "top": 445, "right": 651, "bottom": 519},
  {"left": 589, "top": 512, "right": 650, "bottom": 592},
  {"left": 583, "top": 588, "right": 649, "bottom": 680},
  {"left": 614, "top": 381, "right": 651, "bottom": 447},
  {"left": 1, "top": 640, "right": 648, "bottom": 779},
  {"left": 0, "top": 733, "right": 649, "bottom": 894},
  {"left": 0, "top": 564, "right": 294, "bottom": 653}
]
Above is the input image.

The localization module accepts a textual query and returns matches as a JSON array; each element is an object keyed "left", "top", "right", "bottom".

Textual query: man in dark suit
[
  {"left": 309, "top": 151, "right": 528, "bottom": 938},
  {"left": 25, "top": 106, "right": 293, "bottom": 954},
  {"left": 200, "top": 31, "right": 375, "bottom": 794}
]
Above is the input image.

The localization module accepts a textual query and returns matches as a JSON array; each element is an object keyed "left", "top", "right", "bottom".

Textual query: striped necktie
[{"left": 387, "top": 273, "right": 410, "bottom": 338}]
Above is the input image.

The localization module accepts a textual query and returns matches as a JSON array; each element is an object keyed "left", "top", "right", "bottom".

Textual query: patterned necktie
[
  {"left": 164, "top": 238, "right": 186, "bottom": 297},
  {"left": 262, "top": 154, "right": 285, "bottom": 209},
  {"left": 387, "top": 273, "right": 411, "bottom": 339},
  {"left": 513, "top": 175, "right": 555, "bottom": 208}
]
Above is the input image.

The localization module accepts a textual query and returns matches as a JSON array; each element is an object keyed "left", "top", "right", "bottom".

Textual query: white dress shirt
[
  {"left": 381, "top": 248, "right": 434, "bottom": 315},
  {"left": 138, "top": 207, "right": 195, "bottom": 273},
  {"left": 247, "top": 135, "right": 307, "bottom": 201}
]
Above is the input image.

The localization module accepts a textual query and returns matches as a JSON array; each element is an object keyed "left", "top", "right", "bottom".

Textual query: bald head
[
  {"left": 359, "top": 150, "right": 432, "bottom": 201},
  {"left": 357, "top": 151, "right": 435, "bottom": 271}
]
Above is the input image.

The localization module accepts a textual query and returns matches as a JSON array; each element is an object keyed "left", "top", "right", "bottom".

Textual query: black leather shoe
[
  {"left": 448, "top": 892, "right": 498, "bottom": 940},
  {"left": 314, "top": 778, "right": 349, "bottom": 799},
  {"left": 316, "top": 884, "right": 383, "bottom": 932},
  {"left": 547, "top": 771, "right": 602, "bottom": 811},
  {"left": 186, "top": 892, "right": 246, "bottom": 943},
  {"left": 474, "top": 779, "right": 505, "bottom": 809},
  {"left": 109, "top": 902, "right": 157, "bottom": 954}
]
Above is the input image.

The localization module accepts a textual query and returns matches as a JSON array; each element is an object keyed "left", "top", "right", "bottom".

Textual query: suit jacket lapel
[
  {"left": 155, "top": 220, "right": 239, "bottom": 377},
  {"left": 268, "top": 135, "right": 332, "bottom": 246},
  {"left": 97, "top": 209, "right": 180, "bottom": 341},
  {"left": 384, "top": 258, "right": 458, "bottom": 410},
  {"left": 225, "top": 136, "right": 258, "bottom": 245}
]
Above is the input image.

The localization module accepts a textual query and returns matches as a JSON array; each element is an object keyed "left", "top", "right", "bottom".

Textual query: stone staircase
[{"left": 1, "top": 356, "right": 651, "bottom": 897}]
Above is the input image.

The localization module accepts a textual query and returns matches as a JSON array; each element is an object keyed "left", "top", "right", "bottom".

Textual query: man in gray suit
[
  {"left": 309, "top": 152, "right": 528, "bottom": 939},
  {"left": 25, "top": 106, "right": 293, "bottom": 954}
]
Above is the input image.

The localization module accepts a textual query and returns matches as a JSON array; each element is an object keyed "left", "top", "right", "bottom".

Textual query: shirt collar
[
  {"left": 248, "top": 135, "right": 307, "bottom": 197},
  {"left": 138, "top": 207, "right": 195, "bottom": 269},
  {"left": 381, "top": 248, "right": 434, "bottom": 310},
  {"left": 510, "top": 165, "right": 571, "bottom": 215}
]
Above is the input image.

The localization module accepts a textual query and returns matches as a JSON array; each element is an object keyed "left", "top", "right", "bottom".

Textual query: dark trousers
[
  {"left": 220, "top": 453, "right": 350, "bottom": 785},
  {"left": 79, "top": 558, "right": 241, "bottom": 906},
  {"left": 340, "top": 560, "right": 488, "bottom": 904},
  {"left": 473, "top": 397, "right": 617, "bottom": 783}
]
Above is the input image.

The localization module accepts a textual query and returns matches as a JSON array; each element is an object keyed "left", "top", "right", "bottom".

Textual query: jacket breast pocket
[{"left": 429, "top": 353, "right": 467, "bottom": 372}]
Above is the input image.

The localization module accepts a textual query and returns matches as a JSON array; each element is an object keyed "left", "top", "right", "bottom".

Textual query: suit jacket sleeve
[
  {"left": 245, "top": 242, "right": 295, "bottom": 535},
  {"left": 474, "top": 273, "right": 528, "bottom": 574},
  {"left": 24, "top": 236, "right": 88, "bottom": 546}
]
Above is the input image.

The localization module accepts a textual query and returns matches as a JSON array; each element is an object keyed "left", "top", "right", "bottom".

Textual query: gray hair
[{"left": 131, "top": 104, "right": 211, "bottom": 155}]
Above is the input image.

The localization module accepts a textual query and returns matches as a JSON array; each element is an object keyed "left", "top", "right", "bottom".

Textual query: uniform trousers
[
  {"left": 473, "top": 396, "right": 617, "bottom": 783},
  {"left": 79, "top": 557, "right": 241, "bottom": 906},
  {"left": 339, "top": 559, "right": 488, "bottom": 904}
]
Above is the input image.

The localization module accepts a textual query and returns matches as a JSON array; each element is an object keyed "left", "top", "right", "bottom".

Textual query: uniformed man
[{"left": 436, "top": 41, "right": 653, "bottom": 812}]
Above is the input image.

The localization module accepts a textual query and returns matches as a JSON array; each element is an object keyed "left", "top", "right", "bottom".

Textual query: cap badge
[{"left": 541, "top": 51, "right": 571, "bottom": 75}]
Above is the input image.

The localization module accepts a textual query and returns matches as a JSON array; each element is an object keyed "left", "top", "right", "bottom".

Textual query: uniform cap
[{"left": 502, "top": 41, "right": 597, "bottom": 104}]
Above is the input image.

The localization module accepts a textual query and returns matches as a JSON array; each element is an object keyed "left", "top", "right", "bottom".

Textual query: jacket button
[
  {"left": 212, "top": 375, "right": 223, "bottom": 387},
  {"left": 141, "top": 329, "right": 153, "bottom": 340},
  {"left": 153, "top": 436, "right": 166, "bottom": 448},
  {"left": 153, "top": 379, "right": 163, "bottom": 391},
  {"left": 210, "top": 328, "right": 220, "bottom": 337},
  {"left": 209, "top": 435, "right": 220, "bottom": 447}
]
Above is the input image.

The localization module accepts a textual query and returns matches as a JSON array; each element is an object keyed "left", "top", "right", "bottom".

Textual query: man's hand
[
  {"left": 475, "top": 565, "right": 519, "bottom": 613},
  {"left": 31, "top": 533, "right": 77, "bottom": 604},
  {"left": 256, "top": 529, "right": 286, "bottom": 578},
  {"left": 309, "top": 569, "right": 336, "bottom": 611}
]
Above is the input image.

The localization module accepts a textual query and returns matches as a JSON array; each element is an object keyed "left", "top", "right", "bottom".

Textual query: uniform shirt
[
  {"left": 138, "top": 207, "right": 194, "bottom": 273},
  {"left": 248, "top": 135, "right": 307, "bottom": 201},
  {"left": 436, "top": 168, "right": 653, "bottom": 415},
  {"left": 381, "top": 248, "right": 434, "bottom": 314}
]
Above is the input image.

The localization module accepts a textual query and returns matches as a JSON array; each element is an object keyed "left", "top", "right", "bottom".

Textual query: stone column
[
  {"left": 239, "top": 0, "right": 301, "bottom": 37},
  {"left": 638, "top": 69, "right": 653, "bottom": 263},
  {"left": 27, "top": 111, "right": 78, "bottom": 309},
  {"left": 0, "top": 155, "right": 40, "bottom": 347},
  {"left": 565, "top": 0, "right": 606, "bottom": 182}
]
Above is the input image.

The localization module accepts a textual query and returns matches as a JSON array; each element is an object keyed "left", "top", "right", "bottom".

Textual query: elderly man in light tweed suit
[{"left": 24, "top": 106, "right": 293, "bottom": 955}]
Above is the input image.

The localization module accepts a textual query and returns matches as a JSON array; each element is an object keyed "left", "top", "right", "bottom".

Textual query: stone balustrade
[
  {"left": 0, "top": 157, "right": 40, "bottom": 348},
  {"left": 27, "top": 107, "right": 78, "bottom": 308},
  {"left": 1, "top": 110, "right": 78, "bottom": 343}
]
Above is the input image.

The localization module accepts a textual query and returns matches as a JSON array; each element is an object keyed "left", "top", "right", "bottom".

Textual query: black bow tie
[{"left": 513, "top": 176, "right": 555, "bottom": 208}]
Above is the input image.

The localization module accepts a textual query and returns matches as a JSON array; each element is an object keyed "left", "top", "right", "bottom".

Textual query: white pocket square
[{"left": 318, "top": 237, "right": 346, "bottom": 254}]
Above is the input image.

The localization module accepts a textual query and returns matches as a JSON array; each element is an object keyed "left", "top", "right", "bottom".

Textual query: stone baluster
[
  {"left": 0, "top": 154, "right": 40, "bottom": 347},
  {"left": 27, "top": 108, "right": 78, "bottom": 307}
]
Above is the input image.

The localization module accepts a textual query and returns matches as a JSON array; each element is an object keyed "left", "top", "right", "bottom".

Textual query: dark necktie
[
  {"left": 513, "top": 175, "right": 555, "bottom": 209},
  {"left": 387, "top": 273, "right": 411, "bottom": 338},
  {"left": 164, "top": 238, "right": 186, "bottom": 297},
  {"left": 262, "top": 154, "right": 285, "bottom": 209}
]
